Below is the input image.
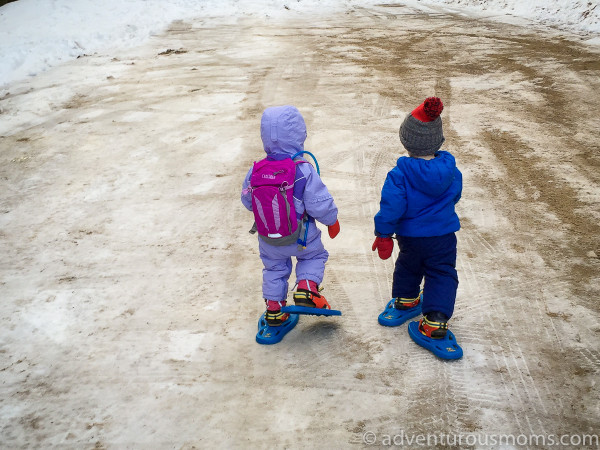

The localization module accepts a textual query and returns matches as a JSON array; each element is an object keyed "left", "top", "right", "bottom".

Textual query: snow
[
  {"left": 1, "top": 0, "right": 600, "bottom": 447},
  {"left": 431, "top": 0, "right": 600, "bottom": 34},
  {"left": 1, "top": 0, "right": 599, "bottom": 88}
]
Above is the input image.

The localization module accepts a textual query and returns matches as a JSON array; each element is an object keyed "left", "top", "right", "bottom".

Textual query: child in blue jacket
[{"left": 372, "top": 97, "right": 463, "bottom": 359}]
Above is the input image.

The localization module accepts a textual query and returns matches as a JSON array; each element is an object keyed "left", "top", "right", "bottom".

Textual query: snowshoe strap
[
  {"left": 419, "top": 316, "right": 448, "bottom": 339},
  {"left": 293, "top": 290, "right": 331, "bottom": 309},
  {"left": 394, "top": 296, "right": 421, "bottom": 310}
]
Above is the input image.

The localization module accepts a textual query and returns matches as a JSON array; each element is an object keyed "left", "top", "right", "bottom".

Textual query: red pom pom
[
  {"left": 410, "top": 97, "right": 444, "bottom": 122},
  {"left": 423, "top": 97, "right": 443, "bottom": 119}
]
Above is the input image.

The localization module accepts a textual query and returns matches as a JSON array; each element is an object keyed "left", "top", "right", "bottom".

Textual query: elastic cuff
[
  {"left": 297, "top": 279, "right": 318, "bottom": 292},
  {"left": 265, "top": 299, "right": 287, "bottom": 311}
]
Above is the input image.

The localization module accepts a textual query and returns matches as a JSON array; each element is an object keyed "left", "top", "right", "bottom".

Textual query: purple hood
[
  {"left": 261, "top": 105, "right": 307, "bottom": 158},
  {"left": 242, "top": 105, "right": 338, "bottom": 229}
]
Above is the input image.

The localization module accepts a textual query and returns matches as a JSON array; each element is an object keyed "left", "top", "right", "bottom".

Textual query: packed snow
[
  {"left": 2, "top": 0, "right": 599, "bottom": 446},
  {"left": 0, "top": 0, "right": 599, "bottom": 88}
]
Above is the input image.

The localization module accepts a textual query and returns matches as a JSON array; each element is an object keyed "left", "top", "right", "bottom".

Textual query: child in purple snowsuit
[
  {"left": 241, "top": 105, "right": 340, "bottom": 327},
  {"left": 373, "top": 97, "right": 462, "bottom": 347}
]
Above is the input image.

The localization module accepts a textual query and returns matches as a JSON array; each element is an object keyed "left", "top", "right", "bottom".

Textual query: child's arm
[
  {"left": 453, "top": 191, "right": 462, "bottom": 204},
  {"left": 453, "top": 167, "right": 463, "bottom": 204},
  {"left": 240, "top": 167, "right": 253, "bottom": 211},
  {"left": 374, "top": 170, "right": 407, "bottom": 236},
  {"left": 300, "top": 164, "right": 338, "bottom": 226}
]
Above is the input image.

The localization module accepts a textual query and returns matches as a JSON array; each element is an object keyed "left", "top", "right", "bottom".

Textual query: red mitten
[
  {"left": 372, "top": 237, "right": 393, "bottom": 260},
  {"left": 328, "top": 220, "right": 340, "bottom": 239}
]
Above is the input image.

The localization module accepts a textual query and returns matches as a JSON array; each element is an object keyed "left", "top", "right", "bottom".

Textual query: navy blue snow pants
[{"left": 392, "top": 233, "right": 458, "bottom": 319}]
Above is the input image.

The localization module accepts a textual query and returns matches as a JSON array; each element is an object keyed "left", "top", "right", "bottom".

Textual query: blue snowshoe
[
  {"left": 378, "top": 293, "right": 422, "bottom": 327},
  {"left": 407, "top": 320, "right": 463, "bottom": 360},
  {"left": 285, "top": 288, "right": 341, "bottom": 317},
  {"left": 281, "top": 305, "right": 341, "bottom": 317},
  {"left": 256, "top": 313, "right": 299, "bottom": 345}
]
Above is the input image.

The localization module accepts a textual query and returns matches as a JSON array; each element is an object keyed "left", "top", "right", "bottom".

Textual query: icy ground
[{"left": 1, "top": 1, "right": 600, "bottom": 448}]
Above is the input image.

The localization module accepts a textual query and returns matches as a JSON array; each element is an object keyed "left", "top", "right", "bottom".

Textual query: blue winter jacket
[{"left": 374, "top": 151, "right": 462, "bottom": 237}]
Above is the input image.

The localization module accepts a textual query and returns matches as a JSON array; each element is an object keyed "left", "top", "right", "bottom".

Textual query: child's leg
[
  {"left": 293, "top": 226, "right": 332, "bottom": 309},
  {"left": 392, "top": 236, "right": 424, "bottom": 299},
  {"left": 295, "top": 226, "right": 328, "bottom": 287},
  {"left": 421, "top": 233, "right": 458, "bottom": 319},
  {"left": 259, "top": 244, "right": 293, "bottom": 301}
]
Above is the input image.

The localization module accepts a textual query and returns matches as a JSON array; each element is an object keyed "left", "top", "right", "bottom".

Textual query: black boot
[{"left": 418, "top": 311, "right": 449, "bottom": 339}]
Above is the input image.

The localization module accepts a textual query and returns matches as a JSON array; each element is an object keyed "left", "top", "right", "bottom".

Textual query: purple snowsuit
[{"left": 241, "top": 106, "right": 338, "bottom": 301}]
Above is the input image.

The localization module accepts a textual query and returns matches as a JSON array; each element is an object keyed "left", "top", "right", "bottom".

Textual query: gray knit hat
[{"left": 399, "top": 97, "right": 445, "bottom": 156}]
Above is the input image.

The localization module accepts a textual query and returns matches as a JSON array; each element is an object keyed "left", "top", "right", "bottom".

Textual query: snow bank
[
  {"left": 0, "top": 0, "right": 598, "bottom": 88},
  {"left": 0, "top": 0, "right": 376, "bottom": 87},
  {"left": 423, "top": 0, "right": 600, "bottom": 34}
]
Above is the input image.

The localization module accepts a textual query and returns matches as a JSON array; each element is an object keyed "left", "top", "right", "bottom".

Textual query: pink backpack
[{"left": 249, "top": 158, "right": 300, "bottom": 240}]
